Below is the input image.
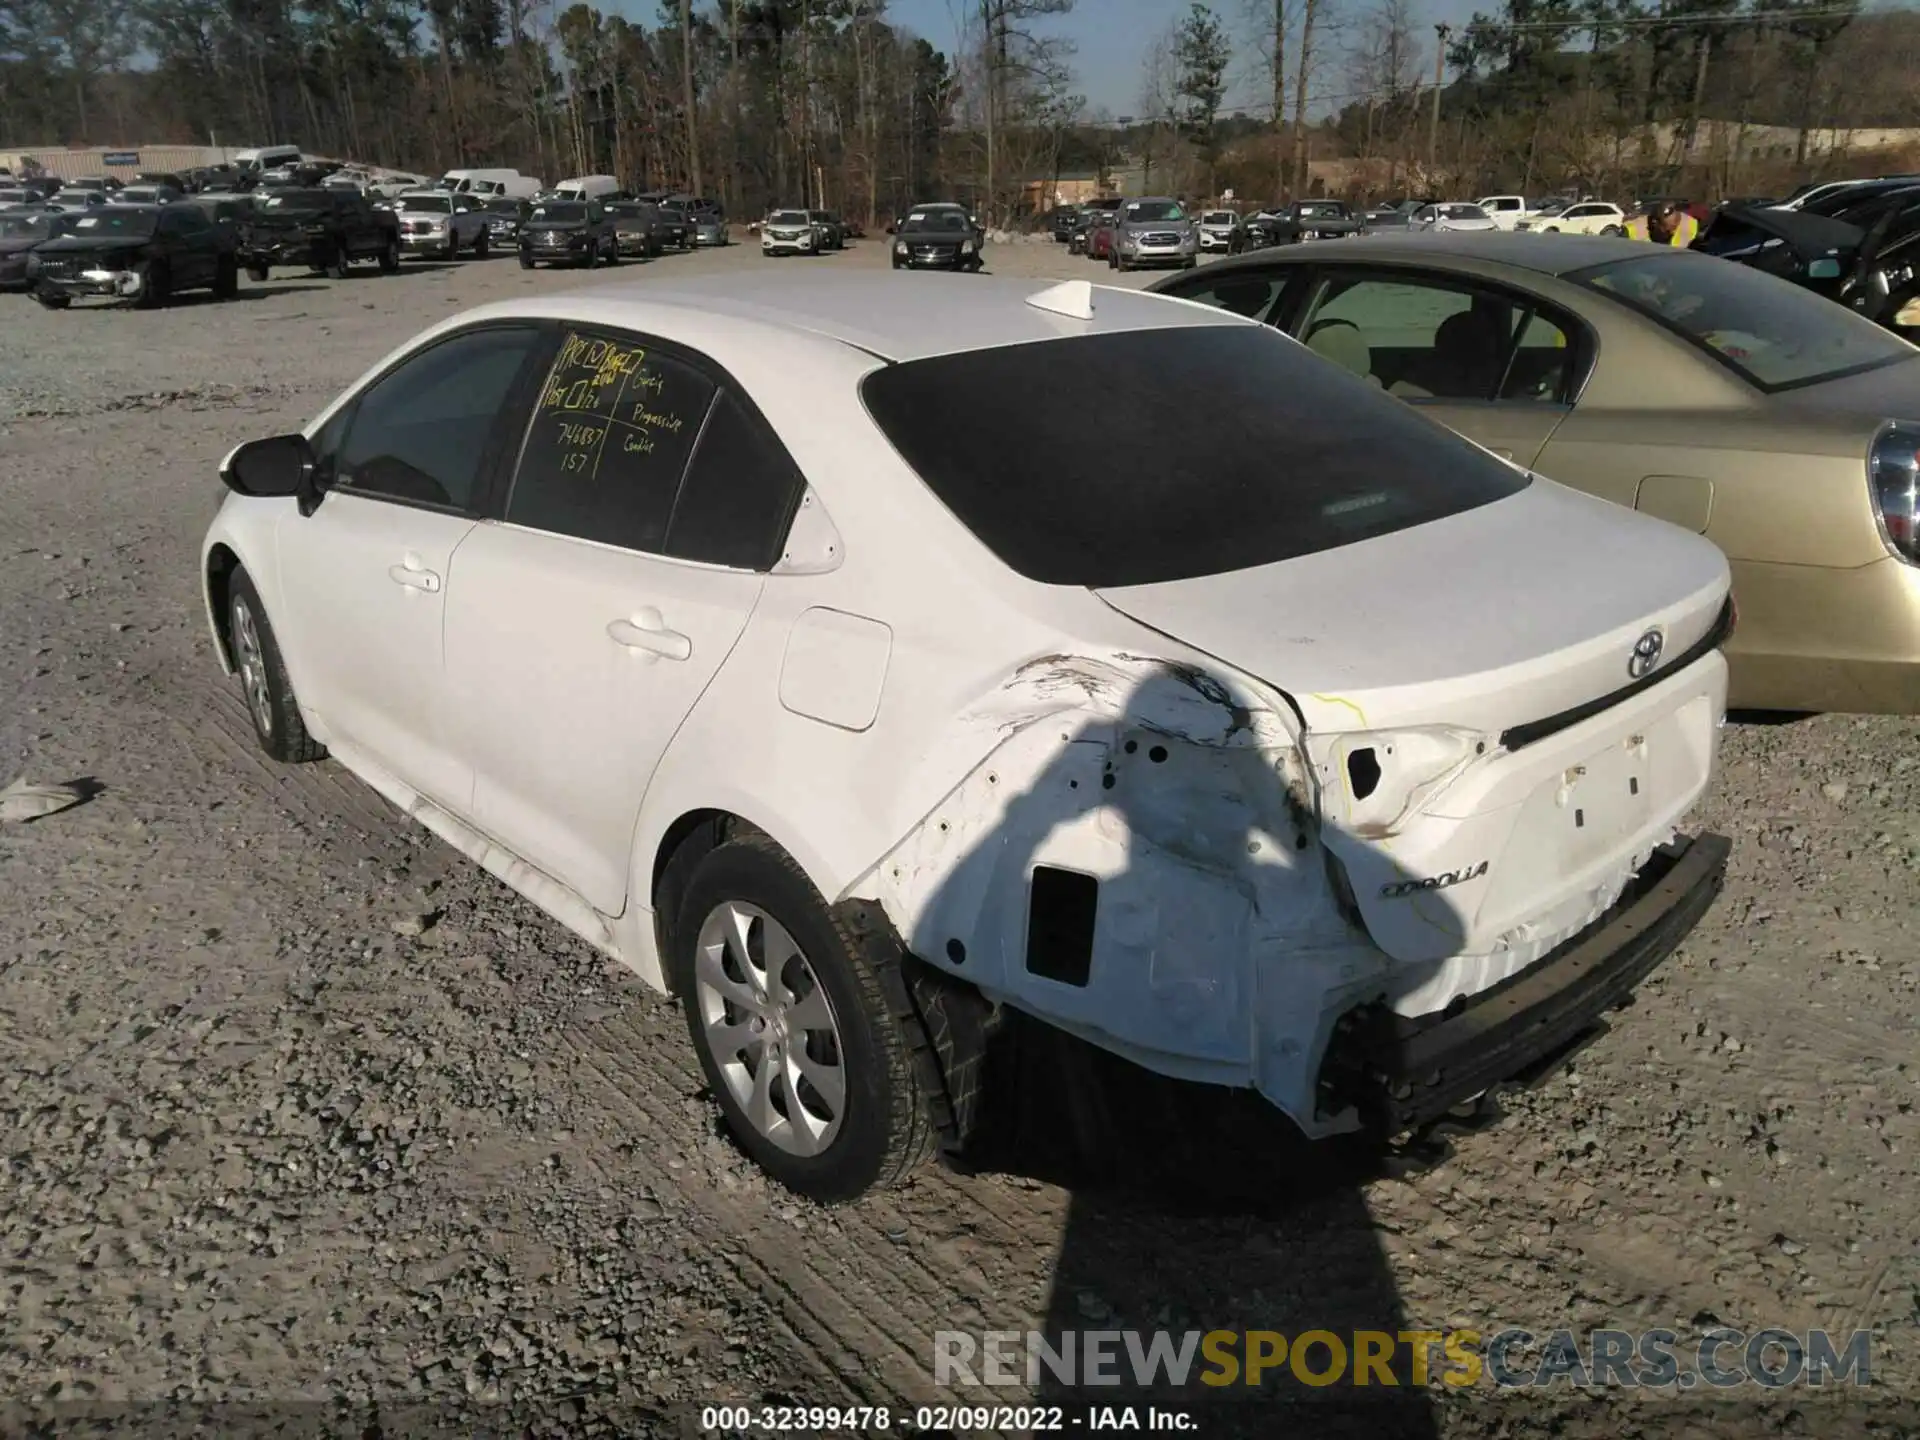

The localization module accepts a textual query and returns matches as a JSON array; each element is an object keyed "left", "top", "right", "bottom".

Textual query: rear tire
[
  {"left": 475, "top": 228, "right": 490, "bottom": 258},
  {"left": 674, "top": 838, "right": 937, "bottom": 1204},
  {"left": 213, "top": 255, "right": 239, "bottom": 299},
  {"left": 519, "top": 253, "right": 534, "bottom": 269},
  {"left": 327, "top": 242, "right": 350, "bottom": 280},
  {"left": 1601, "top": 224, "right": 1623, "bottom": 236},
  {"left": 247, "top": 264, "right": 270, "bottom": 283},
  {"left": 227, "top": 568, "right": 326, "bottom": 765}
]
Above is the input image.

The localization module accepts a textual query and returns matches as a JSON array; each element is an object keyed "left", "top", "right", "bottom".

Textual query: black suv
[
  {"left": 29, "top": 203, "right": 239, "bottom": 308},
  {"left": 519, "top": 199, "right": 618, "bottom": 268},
  {"left": 241, "top": 188, "right": 401, "bottom": 279}
]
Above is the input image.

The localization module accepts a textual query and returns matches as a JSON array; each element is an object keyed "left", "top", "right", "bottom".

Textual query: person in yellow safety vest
[{"left": 1625, "top": 200, "right": 1700, "bottom": 247}]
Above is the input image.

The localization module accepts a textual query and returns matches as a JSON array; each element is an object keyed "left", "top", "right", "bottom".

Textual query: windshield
[
  {"left": 1572, "top": 251, "right": 1914, "bottom": 391},
  {"left": 0, "top": 212, "right": 56, "bottom": 239},
  {"left": 1297, "top": 202, "right": 1346, "bottom": 217},
  {"left": 1202, "top": 211, "right": 1236, "bottom": 224},
  {"left": 0, "top": 187, "right": 31, "bottom": 203},
  {"left": 904, "top": 212, "right": 967, "bottom": 233},
  {"left": 260, "top": 190, "right": 329, "bottom": 213},
  {"left": 69, "top": 209, "right": 159, "bottom": 238},
  {"left": 530, "top": 203, "right": 585, "bottom": 222},
  {"left": 1441, "top": 204, "right": 1489, "bottom": 220},
  {"left": 860, "top": 325, "right": 1529, "bottom": 587},
  {"left": 1123, "top": 200, "right": 1185, "bottom": 222},
  {"left": 483, "top": 198, "right": 523, "bottom": 216},
  {"left": 769, "top": 210, "right": 809, "bottom": 224},
  {"left": 398, "top": 194, "right": 452, "bottom": 214}
]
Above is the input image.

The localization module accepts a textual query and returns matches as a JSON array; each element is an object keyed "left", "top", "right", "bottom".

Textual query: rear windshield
[
  {"left": 860, "top": 325, "right": 1530, "bottom": 587},
  {"left": 1570, "top": 250, "right": 1913, "bottom": 391}
]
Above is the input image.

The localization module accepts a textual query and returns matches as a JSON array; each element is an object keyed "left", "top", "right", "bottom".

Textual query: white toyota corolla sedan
[{"left": 202, "top": 272, "right": 1735, "bottom": 1202}]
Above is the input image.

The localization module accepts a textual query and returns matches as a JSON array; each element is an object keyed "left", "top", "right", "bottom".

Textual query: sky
[{"left": 884, "top": 0, "right": 1484, "bottom": 118}]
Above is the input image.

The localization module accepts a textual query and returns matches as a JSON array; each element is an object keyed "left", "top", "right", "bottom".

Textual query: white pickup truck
[{"left": 1475, "top": 195, "right": 1536, "bottom": 231}]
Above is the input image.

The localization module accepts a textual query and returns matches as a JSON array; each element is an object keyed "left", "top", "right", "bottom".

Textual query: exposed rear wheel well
[
  {"left": 650, "top": 809, "right": 772, "bottom": 990},
  {"left": 206, "top": 544, "right": 241, "bottom": 668}
]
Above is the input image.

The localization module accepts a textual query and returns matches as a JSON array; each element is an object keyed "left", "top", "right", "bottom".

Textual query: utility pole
[{"left": 1428, "top": 24, "right": 1448, "bottom": 173}]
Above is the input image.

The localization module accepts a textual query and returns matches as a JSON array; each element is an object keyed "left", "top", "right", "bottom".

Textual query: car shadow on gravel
[{"left": 910, "top": 667, "right": 1450, "bottom": 1438}]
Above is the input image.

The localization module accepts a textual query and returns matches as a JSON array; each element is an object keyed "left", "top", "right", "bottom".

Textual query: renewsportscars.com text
[{"left": 933, "top": 1327, "right": 1873, "bottom": 1390}]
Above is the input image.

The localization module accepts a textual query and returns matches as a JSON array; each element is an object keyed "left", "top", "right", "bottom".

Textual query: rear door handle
[
  {"left": 607, "top": 608, "right": 692, "bottom": 661},
  {"left": 388, "top": 561, "right": 441, "bottom": 592}
]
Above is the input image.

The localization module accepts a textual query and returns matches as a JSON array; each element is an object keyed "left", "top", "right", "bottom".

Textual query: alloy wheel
[
  {"left": 694, "top": 900, "right": 846, "bottom": 1157},
  {"left": 231, "top": 595, "right": 274, "bottom": 738}
]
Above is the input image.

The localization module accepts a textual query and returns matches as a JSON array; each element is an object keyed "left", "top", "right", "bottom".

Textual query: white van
[
  {"left": 439, "top": 168, "right": 527, "bottom": 196},
  {"left": 553, "top": 174, "right": 622, "bottom": 202},
  {"left": 235, "top": 145, "right": 302, "bottom": 173}
]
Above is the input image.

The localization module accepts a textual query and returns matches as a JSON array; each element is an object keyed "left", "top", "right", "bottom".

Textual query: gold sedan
[{"left": 1151, "top": 232, "right": 1920, "bottom": 714}]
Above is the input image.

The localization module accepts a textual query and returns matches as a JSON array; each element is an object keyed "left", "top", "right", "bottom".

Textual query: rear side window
[
  {"left": 507, "top": 329, "right": 716, "bottom": 552},
  {"left": 860, "top": 324, "right": 1530, "bottom": 588},
  {"left": 665, "top": 390, "right": 806, "bottom": 570}
]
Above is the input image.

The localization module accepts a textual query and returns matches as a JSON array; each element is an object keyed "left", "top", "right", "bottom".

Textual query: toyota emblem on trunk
[{"left": 1628, "top": 628, "right": 1665, "bottom": 678}]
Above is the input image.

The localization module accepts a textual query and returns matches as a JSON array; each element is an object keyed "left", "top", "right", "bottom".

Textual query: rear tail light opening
[{"left": 1869, "top": 422, "right": 1920, "bottom": 564}]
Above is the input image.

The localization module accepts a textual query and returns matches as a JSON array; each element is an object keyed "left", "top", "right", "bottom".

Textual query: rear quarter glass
[{"left": 859, "top": 324, "right": 1530, "bottom": 588}]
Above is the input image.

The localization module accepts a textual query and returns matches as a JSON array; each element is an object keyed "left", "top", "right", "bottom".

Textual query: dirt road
[{"left": 2, "top": 233, "right": 1916, "bottom": 1437}]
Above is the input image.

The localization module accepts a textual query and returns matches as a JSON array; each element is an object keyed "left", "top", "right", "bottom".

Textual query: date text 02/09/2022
[{"left": 700, "top": 1403, "right": 1199, "bottom": 1433}]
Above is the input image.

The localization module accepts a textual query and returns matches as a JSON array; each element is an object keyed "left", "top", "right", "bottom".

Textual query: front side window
[
  {"left": 334, "top": 326, "right": 544, "bottom": 509},
  {"left": 506, "top": 329, "right": 717, "bottom": 553},
  {"left": 1297, "top": 272, "right": 1576, "bottom": 402},
  {"left": 1570, "top": 250, "right": 1914, "bottom": 390},
  {"left": 860, "top": 324, "right": 1530, "bottom": 588}
]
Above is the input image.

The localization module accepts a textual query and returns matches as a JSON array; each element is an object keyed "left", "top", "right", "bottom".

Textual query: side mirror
[
  {"left": 221, "top": 433, "right": 315, "bottom": 499},
  {"left": 1807, "top": 257, "right": 1843, "bottom": 280}
]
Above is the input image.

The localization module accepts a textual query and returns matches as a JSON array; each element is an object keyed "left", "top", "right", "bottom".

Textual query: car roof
[
  {"left": 475, "top": 272, "right": 1250, "bottom": 364},
  {"left": 1199, "top": 229, "right": 1657, "bottom": 277}
]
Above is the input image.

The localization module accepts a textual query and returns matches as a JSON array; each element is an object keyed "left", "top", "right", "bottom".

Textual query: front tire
[
  {"left": 519, "top": 253, "right": 534, "bottom": 269},
  {"left": 33, "top": 289, "right": 70, "bottom": 310},
  {"left": 475, "top": 228, "right": 490, "bottom": 258},
  {"left": 227, "top": 569, "right": 326, "bottom": 764},
  {"left": 379, "top": 239, "right": 400, "bottom": 273},
  {"left": 327, "top": 242, "right": 351, "bottom": 280},
  {"left": 134, "top": 259, "right": 170, "bottom": 309},
  {"left": 213, "top": 255, "right": 239, "bottom": 299},
  {"left": 247, "top": 263, "right": 270, "bottom": 283},
  {"left": 675, "top": 839, "right": 936, "bottom": 1203}
]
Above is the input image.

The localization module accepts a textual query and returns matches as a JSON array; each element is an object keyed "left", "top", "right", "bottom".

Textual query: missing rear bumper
[{"left": 1316, "top": 830, "right": 1730, "bottom": 1138}]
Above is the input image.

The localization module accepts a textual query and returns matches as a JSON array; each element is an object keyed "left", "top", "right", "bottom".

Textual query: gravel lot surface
[{"left": 2, "top": 232, "right": 1917, "bottom": 1438}]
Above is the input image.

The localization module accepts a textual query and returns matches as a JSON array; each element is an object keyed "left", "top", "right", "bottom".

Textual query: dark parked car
[
  {"left": 1047, "top": 205, "right": 1083, "bottom": 242},
  {"left": 652, "top": 201, "right": 692, "bottom": 250},
  {"left": 134, "top": 171, "right": 188, "bottom": 192},
  {"left": 606, "top": 200, "right": 664, "bottom": 257},
  {"left": 1251, "top": 199, "right": 1364, "bottom": 245},
  {"left": 518, "top": 199, "right": 617, "bottom": 268},
  {"left": 889, "top": 206, "right": 982, "bottom": 270},
  {"left": 480, "top": 196, "right": 531, "bottom": 248},
  {"left": 28, "top": 203, "right": 238, "bottom": 309},
  {"left": 240, "top": 188, "right": 401, "bottom": 279},
  {"left": 808, "top": 209, "right": 847, "bottom": 249},
  {"left": 1699, "top": 187, "right": 1920, "bottom": 339},
  {"left": 0, "top": 209, "right": 72, "bottom": 290}
]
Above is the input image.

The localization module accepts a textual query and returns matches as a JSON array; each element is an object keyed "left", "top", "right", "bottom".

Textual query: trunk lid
[{"left": 1094, "top": 479, "right": 1730, "bottom": 739}]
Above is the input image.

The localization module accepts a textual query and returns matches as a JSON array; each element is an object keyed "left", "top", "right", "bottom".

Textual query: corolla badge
[
  {"left": 1628, "top": 628, "right": 1666, "bottom": 679},
  {"left": 1380, "top": 861, "right": 1489, "bottom": 900}
]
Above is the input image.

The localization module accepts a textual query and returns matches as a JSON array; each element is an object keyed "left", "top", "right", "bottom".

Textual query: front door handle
[
  {"left": 388, "top": 560, "right": 441, "bottom": 592},
  {"left": 607, "top": 608, "right": 692, "bottom": 661}
]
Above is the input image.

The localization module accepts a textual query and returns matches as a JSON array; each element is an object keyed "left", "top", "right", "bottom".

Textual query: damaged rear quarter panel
[{"left": 848, "top": 651, "right": 1394, "bottom": 1117}]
